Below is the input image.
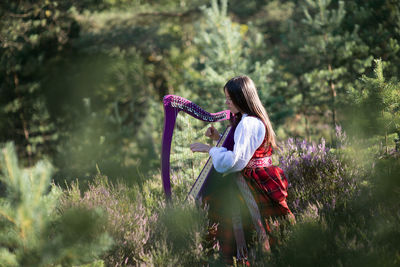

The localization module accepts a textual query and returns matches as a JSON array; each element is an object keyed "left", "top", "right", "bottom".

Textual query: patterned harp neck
[{"left": 162, "top": 95, "right": 234, "bottom": 200}]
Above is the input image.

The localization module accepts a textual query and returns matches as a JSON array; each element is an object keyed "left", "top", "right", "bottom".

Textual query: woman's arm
[
  {"left": 209, "top": 115, "right": 265, "bottom": 173},
  {"left": 190, "top": 142, "right": 211, "bottom": 152}
]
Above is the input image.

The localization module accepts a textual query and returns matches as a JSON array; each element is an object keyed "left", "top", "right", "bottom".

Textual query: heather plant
[
  {"left": 56, "top": 132, "right": 397, "bottom": 266},
  {"left": 135, "top": 161, "right": 218, "bottom": 265},
  {"left": 147, "top": 116, "right": 224, "bottom": 264},
  {"left": 60, "top": 176, "right": 156, "bottom": 266},
  {"left": 266, "top": 150, "right": 400, "bottom": 267},
  {"left": 146, "top": 199, "right": 218, "bottom": 266},
  {"left": 243, "top": 148, "right": 399, "bottom": 267},
  {"left": 59, "top": 166, "right": 216, "bottom": 266},
  {"left": 278, "top": 129, "right": 361, "bottom": 215}
]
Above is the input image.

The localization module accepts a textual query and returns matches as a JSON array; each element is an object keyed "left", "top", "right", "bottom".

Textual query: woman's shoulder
[
  {"left": 236, "top": 114, "right": 265, "bottom": 138},
  {"left": 239, "top": 114, "right": 264, "bottom": 128}
]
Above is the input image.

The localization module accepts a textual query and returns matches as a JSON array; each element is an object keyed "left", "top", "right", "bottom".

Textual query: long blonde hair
[{"left": 224, "top": 75, "right": 277, "bottom": 149}]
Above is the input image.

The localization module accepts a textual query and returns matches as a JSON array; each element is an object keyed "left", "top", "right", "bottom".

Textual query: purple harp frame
[{"left": 161, "top": 95, "right": 234, "bottom": 200}]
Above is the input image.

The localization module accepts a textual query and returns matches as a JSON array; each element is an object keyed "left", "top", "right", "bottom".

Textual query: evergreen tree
[
  {"left": 184, "top": 0, "right": 290, "bottom": 125},
  {"left": 348, "top": 59, "right": 400, "bottom": 151},
  {"left": 284, "top": 0, "right": 373, "bottom": 142},
  {"left": 0, "top": 1, "right": 80, "bottom": 164},
  {"left": 345, "top": 0, "right": 400, "bottom": 77},
  {"left": 0, "top": 142, "right": 112, "bottom": 266}
]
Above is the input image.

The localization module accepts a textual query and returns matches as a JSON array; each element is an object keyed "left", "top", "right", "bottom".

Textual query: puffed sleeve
[{"left": 208, "top": 115, "right": 265, "bottom": 173}]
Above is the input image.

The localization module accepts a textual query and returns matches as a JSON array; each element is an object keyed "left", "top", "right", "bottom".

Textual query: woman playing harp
[{"left": 190, "top": 75, "right": 295, "bottom": 265}]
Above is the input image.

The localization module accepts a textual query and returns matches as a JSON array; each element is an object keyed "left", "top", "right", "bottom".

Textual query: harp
[{"left": 161, "top": 95, "right": 235, "bottom": 200}]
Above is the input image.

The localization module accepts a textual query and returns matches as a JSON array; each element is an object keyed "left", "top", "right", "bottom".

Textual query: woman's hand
[
  {"left": 205, "top": 125, "right": 220, "bottom": 141},
  {"left": 190, "top": 142, "right": 212, "bottom": 153}
]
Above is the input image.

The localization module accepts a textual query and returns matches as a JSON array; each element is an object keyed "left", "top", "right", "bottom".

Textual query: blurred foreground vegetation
[{"left": 0, "top": 0, "right": 399, "bottom": 266}]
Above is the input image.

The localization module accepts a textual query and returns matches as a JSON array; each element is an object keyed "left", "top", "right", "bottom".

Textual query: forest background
[{"left": 0, "top": 0, "right": 399, "bottom": 266}]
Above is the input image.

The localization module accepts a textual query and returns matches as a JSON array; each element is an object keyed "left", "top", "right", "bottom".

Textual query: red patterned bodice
[
  {"left": 252, "top": 137, "right": 273, "bottom": 158},
  {"left": 245, "top": 137, "right": 273, "bottom": 169}
]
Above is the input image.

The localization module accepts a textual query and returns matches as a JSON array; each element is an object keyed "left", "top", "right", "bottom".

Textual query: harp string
[
  {"left": 170, "top": 115, "right": 209, "bottom": 185},
  {"left": 161, "top": 95, "right": 231, "bottom": 200}
]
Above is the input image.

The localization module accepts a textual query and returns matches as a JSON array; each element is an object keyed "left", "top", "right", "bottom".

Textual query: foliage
[
  {"left": 2, "top": 0, "right": 400, "bottom": 178},
  {"left": 280, "top": 0, "right": 373, "bottom": 142},
  {"left": 0, "top": 0, "right": 400, "bottom": 265},
  {"left": 345, "top": 0, "right": 400, "bottom": 77},
  {"left": 0, "top": 142, "right": 112, "bottom": 266},
  {"left": 45, "top": 47, "right": 155, "bottom": 184},
  {"left": 60, "top": 176, "right": 155, "bottom": 266},
  {"left": 59, "top": 167, "right": 217, "bottom": 266},
  {"left": 146, "top": 199, "right": 215, "bottom": 266},
  {"left": 0, "top": 0, "right": 80, "bottom": 163},
  {"left": 184, "top": 0, "right": 291, "bottom": 125},
  {"left": 347, "top": 59, "right": 400, "bottom": 141},
  {"left": 170, "top": 115, "right": 212, "bottom": 184},
  {"left": 56, "top": 134, "right": 399, "bottom": 266},
  {"left": 264, "top": 152, "right": 400, "bottom": 267}
]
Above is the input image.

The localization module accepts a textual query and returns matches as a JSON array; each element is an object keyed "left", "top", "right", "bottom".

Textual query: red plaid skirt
[
  {"left": 242, "top": 166, "right": 292, "bottom": 217},
  {"left": 204, "top": 165, "right": 293, "bottom": 264}
]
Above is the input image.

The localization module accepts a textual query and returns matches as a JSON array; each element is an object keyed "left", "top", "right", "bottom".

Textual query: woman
[{"left": 190, "top": 75, "right": 294, "bottom": 264}]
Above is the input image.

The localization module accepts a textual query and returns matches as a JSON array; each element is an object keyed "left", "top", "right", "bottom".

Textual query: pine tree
[
  {"left": 348, "top": 59, "right": 400, "bottom": 152},
  {"left": 0, "top": 142, "right": 112, "bottom": 266},
  {"left": 285, "top": 0, "right": 373, "bottom": 143},
  {"left": 345, "top": 0, "right": 400, "bottom": 77},
  {"left": 184, "top": 0, "right": 286, "bottom": 120},
  {"left": 0, "top": 1, "right": 80, "bottom": 165}
]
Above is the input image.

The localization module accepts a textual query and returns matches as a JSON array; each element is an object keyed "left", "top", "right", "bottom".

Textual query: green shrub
[{"left": 0, "top": 142, "right": 112, "bottom": 266}]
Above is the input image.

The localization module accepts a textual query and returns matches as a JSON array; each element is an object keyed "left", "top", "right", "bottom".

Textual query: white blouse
[{"left": 208, "top": 114, "right": 266, "bottom": 173}]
